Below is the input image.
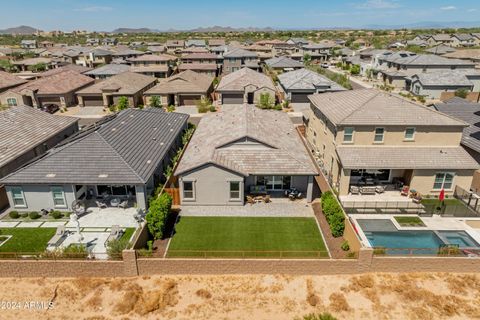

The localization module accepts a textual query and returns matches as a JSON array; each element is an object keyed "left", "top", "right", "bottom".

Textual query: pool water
[
  {"left": 365, "top": 231, "right": 444, "bottom": 253},
  {"left": 437, "top": 231, "right": 480, "bottom": 248}
]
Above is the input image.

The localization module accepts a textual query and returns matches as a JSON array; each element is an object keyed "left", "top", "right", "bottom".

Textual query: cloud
[
  {"left": 74, "top": 6, "right": 113, "bottom": 12},
  {"left": 356, "top": 0, "right": 401, "bottom": 9},
  {"left": 440, "top": 6, "right": 456, "bottom": 10},
  {"left": 467, "top": 8, "right": 477, "bottom": 12}
]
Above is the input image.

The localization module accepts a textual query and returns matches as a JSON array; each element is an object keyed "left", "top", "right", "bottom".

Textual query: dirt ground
[{"left": 0, "top": 273, "right": 479, "bottom": 320}]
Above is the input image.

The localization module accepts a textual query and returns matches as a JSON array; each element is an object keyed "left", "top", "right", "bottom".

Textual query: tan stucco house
[{"left": 305, "top": 89, "right": 479, "bottom": 198}]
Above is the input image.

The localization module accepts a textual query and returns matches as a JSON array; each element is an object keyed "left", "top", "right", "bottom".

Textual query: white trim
[
  {"left": 51, "top": 186, "right": 67, "bottom": 209},
  {"left": 374, "top": 127, "right": 385, "bottom": 144},
  {"left": 432, "top": 172, "right": 455, "bottom": 191},
  {"left": 182, "top": 180, "right": 196, "bottom": 201},
  {"left": 404, "top": 127, "right": 416, "bottom": 141},
  {"left": 343, "top": 127, "right": 354, "bottom": 143},
  {"left": 11, "top": 186, "right": 27, "bottom": 208}
]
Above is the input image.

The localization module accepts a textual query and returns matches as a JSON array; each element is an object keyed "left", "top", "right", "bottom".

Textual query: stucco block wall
[
  {"left": 409, "top": 169, "right": 475, "bottom": 195},
  {"left": 6, "top": 184, "right": 76, "bottom": 212},
  {"left": 179, "top": 164, "right": 244, "bottom": 206}
]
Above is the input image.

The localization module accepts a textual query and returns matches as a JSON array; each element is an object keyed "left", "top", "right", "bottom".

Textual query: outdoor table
[{"left": 110, "top": 198, "right": 121, "bottom": 207}]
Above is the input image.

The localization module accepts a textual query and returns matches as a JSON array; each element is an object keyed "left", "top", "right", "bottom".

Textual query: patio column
[
  {"left": 306, "top": 176, "right": 314, "bottom": 202},
  {"left": 339, "top": 169, "right": 351, "bottom": 196},
  {"left": 135, "top": 185, "right": 147, "bottom": 210}
]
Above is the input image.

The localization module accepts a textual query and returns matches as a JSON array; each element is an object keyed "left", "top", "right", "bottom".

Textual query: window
[
  {"left": 51, "top": 186, "right": 66, "bottom": 208},
  {"left": 405, "top": 127, "right": 415, "bottom": 141},
  {"left": 11, "top": 187, "right": 26, "bottom": 207},
  {"left": 433, "top": 173, "right": 454, "bottom": 190},
  {"left": 343, "top": 127, "right": 354, "bottom": 143},
  {"left": 229, "top": 181, "right": 241, "bottom": 200},
  {"left": 374, "top": 127, "right": 384, "bottom": 143},
  {"left": 6, "top": 98, "right": 17, "bottom": 107},
  {"left": 183, "top": 181, "right": 195, "bottom": 200}
]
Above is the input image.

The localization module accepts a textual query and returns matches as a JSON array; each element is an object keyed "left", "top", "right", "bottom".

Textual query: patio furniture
[
  {"left": 118, "top": 200, "right": 128, "bottom": 209},
  {"left": 254, "top": 196, "right": 264, "bottom": 203},
  {"left": 400, "top": 186, "right": 410, "bottom": 196},
  {"left": 106, "top": 225, "right": 123, "bottom": 243},
  {"left": 249, "top": 185, "right": 267, "bottom": 195},
  {"left": 359, "top": 186, "right": 376, "bottom": 195},
  {"left": 375, "top": 185, "right": 385, "bottom": 194},
  {"left": 263, "top": 195, "right": 271, "bottom": 203},
  {"left": 412, "top": 194, "right": 422, "bottom": 204},
  {"left": 246, "top": 195, "right": 255, "bottom": 205},
  {"left": 110, "top": 198, "right": 121, "bottom": 207},
  {"left": 47, "top": 225, "right": 68, "bottom": 247},
  {"left": 350, "top": 185, "right": 360, "bottom": 195},
  {"left": 95, "top": 200, "right": 107, "bottom": 209}
]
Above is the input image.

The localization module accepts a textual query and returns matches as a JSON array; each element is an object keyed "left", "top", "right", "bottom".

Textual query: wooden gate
[{"left": 164, "top": 188, "right": 180, "bottom": 206}]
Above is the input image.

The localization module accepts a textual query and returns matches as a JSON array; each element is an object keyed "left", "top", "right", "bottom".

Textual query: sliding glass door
[{"left": 256, "top": 176, "right": 291, "bottom": 191}]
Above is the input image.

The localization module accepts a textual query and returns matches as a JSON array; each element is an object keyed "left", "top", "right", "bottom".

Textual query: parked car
[
  {"left": 321, "top": 63, "right": 329, "bottom": 69},
  {"left": 41, "top": 104, "right": 60, "bottom": 114}
]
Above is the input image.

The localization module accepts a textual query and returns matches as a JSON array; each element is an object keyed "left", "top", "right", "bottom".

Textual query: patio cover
[{"left": 336, "top": 146, "right": 479, "bottom": 170}]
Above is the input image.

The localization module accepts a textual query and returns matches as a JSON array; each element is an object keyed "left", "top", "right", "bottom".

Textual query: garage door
[
  {"left": 291, "top": 92, "right": 311, "bottom": 103},
  {"left": 179, "top": 95, "right": 201, "bottom": 106},
  {"left": 82, "top": 96, "right": 104, "bottom": 107},
  {"left": 222, "top": 93, "right": 244, "bottom": 104},
  {"left": 38, "top": 96, "right": 61, "bottom": 106}
]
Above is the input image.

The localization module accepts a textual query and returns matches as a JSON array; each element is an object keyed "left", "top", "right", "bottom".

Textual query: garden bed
[{"left": 394, "top": 216, "right": 426, "bottom": 227}]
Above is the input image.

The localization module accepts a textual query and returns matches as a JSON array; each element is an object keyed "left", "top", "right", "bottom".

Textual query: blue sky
[{"left": 2, "top": 0, "right": 480, "bottom": 31}]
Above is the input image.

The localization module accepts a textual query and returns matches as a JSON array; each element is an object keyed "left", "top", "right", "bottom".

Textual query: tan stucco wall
[{"left": 409, "top": 169, "right": 475, "bottom": 196}]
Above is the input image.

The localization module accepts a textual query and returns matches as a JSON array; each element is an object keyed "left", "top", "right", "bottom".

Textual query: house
[
  {"left": 112, "top": 48, "right": 143, "bottom": 61},
  {"left": 208, "top": 39, "right": 225, "bottom": 47},
  {"left": 286, "top": 38, "right": 309, "bottom": 47},
  {"left": 20, "top": 40, "right": 37, "bottom": 50},
  {"left": 179, "top": 52, "right": 218, "bottom": 76},
  {"left": 0, "top": 70, "right": 94, "bottom": 108},
  {"left": 144, "top": 70, "right": 214, "bottom": 106},
  {"left": 12, "top": 57, "right": 55, "bottom": 71},
  {"left": 451, "top": 34, "right": 477, "bottom": 47},
  {"left": 305, "top": 89, "right": 478, "bottom": 197},
  {"left": 175, "top": 105, "right": 318, "bottom": 206},
  {"left": 0, "top": 108, "right": 188, "bottom": 211},
  {"left": 406, "top": 39, "right": 428, "bottom": 47},
  {"left": 76, "top": 48, "right": 113, "bottom": 68},
  {"left": 432, "top": 98, "right": 480, "bottom": 191},
  {"left": 127, "top": 54, "right": 177, "bottom": 78},
  {"left": 102, "top": 38, "right": 118, "bottom": 46},
  {"left": 76, "top": 72, "right": 156, "bottom": 108},
  {"left": 425, "top": 44, "right": 456, "bottom": 56},
  {"left": 222, "top": 47, "right": 259, "bottom": 74},
  {"left": 216, "top": 67, "right": 277, "bottom": 105},
  {"left": 38, "top": 64, "right": 92, "bottom": 78},
  {"left": 0, "top": 71, "right": 28, "bottom": 93},
  {"left": 409, "top": 71, "right": 478, "bottom": 100},
  {"left": 146, "top": 45, "right": 166, "bottom": 54},
  {"left": 264, "top": 56, "right": 303, "bottom": 72},
  {"left": 86, "top": 38, "right": 100, "bottom": 46},
  {"left": 180, "top": 47, "right": 210, "bottom": 55},
  {"left": 443, "top": 49, "right": 480, "bottom": 64},
  {"left": 278, "top": 68, "right": 346, "bottom": 103},
  {"left": 426, "top": 34, "right": 454, "bottom": 47},
  {"left": 244, "top": 44, "right": 274, "bottom": 61},
  {"left": 166, "top": 40, "right": 185, "bottom": 53},
  {"left": 301, "top": 44, "right": 331, "bottom": 62},
  {"left": 83, "top": 64, "right": 131, "bottom": 80},
  {"left": 39, "top": 41, "right": 54, "bottom": 48},
  {"left": 186, "top": 39, "right": 206, "bottom": 48}
]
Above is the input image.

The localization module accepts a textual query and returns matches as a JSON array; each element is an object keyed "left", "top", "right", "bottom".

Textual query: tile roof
[
  {"left": 387, "top": 54, "right": 474, "bottom": 67},
  {"left": 166, "top": 40, "right": 185, "bottom": 47},
  {"left": 223, "top": 47, "right": 258, "bottom": 58},
  {"left": 76, "top": 72, "right": 156, "bottom": 95},
  {"left": 336, "top": 146, "right": 479, "bottom": 170},
  {"left": 11, "top": 70, "right": 94, "bottom": 95},
  {"left": 217, "top": 67, "right": 275, "bottom": 92},
  {"left": 181, "top": 52, "right": 217, "bottom": 60},
  {"left": 178, "top": 63, "right": 217, "bottom": 71},
  {"left": 278, "top": 68, "right": 346, "bottom": 91},
  {"left": 186, "top": 39, "right": 206, "bottom": 47},
  {"left": 433, "top": 99, "right": 480, "bottom": 154},
  {"left": 128, "top": 54, "right": 177, "bottom": 62},
  {"left": 443, "top": 49, "right": 480, "bottom": 61},
  {"left": 430, "top": 34, "right": 453, "bottom": 41},
  {"left": 1, "top": 108, "right": 188, "bottom": 185},
  {"left": 411, "top": 71, "right": 473, "bottom": 87},
  {"left": 208, "top": 39, "right": 225, "bottom": 46},
  {"left": 38, "top": 64, "right": 92, "bottom": 77},
  {"left": 265, "top": 56, "right": 304, "bottom": 69},
  {"left": 425, "top": 44, "right": 456, "bottom": 55},
  {"left": 308, "top": 89, "right": 467, "bottom": 127},
  {"left": 12, "top": 57, "right": 52, "bottom": 66},
  {"left": 130, "top": 65, "right": 169, "bottom": 73},
  {"left": 0, "top": 71, "right": 27, "bottom": 91},
  {"left": 176, "top": 105, "right": 318, "bottom": 176},
  {"left": 145, "top": 70, "right": 213, "bottom": 95},
  {"left": 84, "top": 64, "right": 131, "bottom": 76},
  {"left": 0, "top": 105, "right": 78, "bottom": 172}
]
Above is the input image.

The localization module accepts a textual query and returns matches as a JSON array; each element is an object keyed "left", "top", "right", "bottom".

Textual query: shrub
[
  {"left": 350, "top": 64, "right": 360, "bottom": 75},
  {"left": 107, "top": 238, "right": 129, "bottom": 259},
  {"left": 116, "top": 96, "right": 129, "bottom": 111},
  {"left": 196, "top": 97, "right": 213, "bottom": 113},
  {"left": 273, "top": 104, "right": 283, "bottom": 111},
  {"left": 341, "top": 240, "right": 350, "bottom": 251},
  {"left": 321, "top": 191, "right": 345, "bottom": 237},
  {"left": 454, "top": 88, "right": 469, "bottom": 99},
  {"left": 209, "top": 105, "right": 216, "bottom": 112},
  {"left": 62, "top": 244, "right": 88, "bottom": 259},
  {"left": 29, "top": 211, "right": 40, "bottom": 220},
  {"left": 8, "top": 211, "right": 19, "bottom": 219},
  {"left": 300, "top": 313, "right": 337, "bottom": 320},
  {"left": 256, "top": 92, "right": 275, "bottom": 109},
  {"left": 166, "top": 105, "right": 175, "bottom": 112},
  {"left": 146, "top": 193, "right": 173, "bottom": 240},
  {"left": 20, "top": 212, "right": 28, "bottom": 218},
  {"left": 50, "top": 210, "right": 63, "bottom": 219},
  {"left": 149, "top": 95, "right": 162, "bottom": 108}
]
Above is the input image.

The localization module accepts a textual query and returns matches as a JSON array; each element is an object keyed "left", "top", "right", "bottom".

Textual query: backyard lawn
[
  {"left": 0, "top": 228, "right": 56, "bottom": 253},
  {"left": 167, "top": 217, "right": 328, "bottom": 258}
]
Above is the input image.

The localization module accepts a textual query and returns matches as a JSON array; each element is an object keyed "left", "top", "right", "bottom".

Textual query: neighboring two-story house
[
  {"left": 179, "top": 52, "right": 218, "bottom": 76},
  {"left": 222, "top": 47, "right": 259, "bottom": 74},
  {"left": 305, "top": 89, "right": 478, "bottom": 198},
  {"left": 128, "top": 54, "right": 177, "bottom": 78}
]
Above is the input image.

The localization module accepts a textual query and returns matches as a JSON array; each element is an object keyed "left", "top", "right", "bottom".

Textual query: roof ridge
[
  {"left": 96, "top": 132, "right": 146, "bottom": 183},
  {"left": 338, "top": 89, "right": 380, "bottom": 124}
]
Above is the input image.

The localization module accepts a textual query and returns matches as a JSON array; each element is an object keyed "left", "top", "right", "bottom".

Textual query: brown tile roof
[
  {"left": 12, "top": 57, "right": 53, "bottom": 66},
  {"left": 12, "top": 70, "right": 94, "bottom": 95},
  {"left": 128, "top": 54, "right": 177, "bottom": 62},
  {"left": 181, "top": 52, "right": 218, "bottom": 60},
  {"left": 130, "top": 65, "right": 169, "bottom": 73},
  {"left": 178, "top": 63, "right": 217, "bottom": 71},
  {"left": 145, "top": 70, "right": 213, "bottom": 95},
  {"left": 38, "top": 64, "right": 92, "bottom": 77},
  {"left": 0, "top": 71, "right": 27, "bottom": 91},
  {"left": 76, "top": 72, "right": 156, "bottom": 95},
  {"left": 217, "top": 67, "right": 275, "bottom": 92}
]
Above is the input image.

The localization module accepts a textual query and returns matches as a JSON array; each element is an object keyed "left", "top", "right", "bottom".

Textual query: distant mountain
[
  {"left": 0, "top": 25, "right": 38, "bottom": 35},
  {"left": 362, "top": 21, "right": 480, "bottom": 29},
  {"left": 111, "top": 27, "right": 160, "bottom": 34},
  {"left": 162, "top": 26, "right": 276, "bottom": 33}
]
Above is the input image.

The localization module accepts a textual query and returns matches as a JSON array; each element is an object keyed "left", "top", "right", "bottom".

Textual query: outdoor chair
[
  {"left": 118, "top": 200, "right": 128, "bottom": 209},
  {"left": 95, "top": 200, "right": 107, "bottom": 209},
  {"left": 375, "top": 185, "right": 385, "bottom": 194},
  {"left": 263, "top": 195, "right": 271, "bottom": 203},
  {"left": 400, "top": 186, "right": 410, "bottom": 196},
  {"left": 106, "top": 225, "right": 123, "bottom": 243},
  {"left": 359, "top": 186, "right": 376, "bottom": 195},
  {"left": 246, "top": 195, "right": 255, "bottom": 205},
  {"left": 47, "top": 225, "right": 67, "bottom": 247},
  {"left": 350, "top": 185, "right": 360, "bottom": 195}
]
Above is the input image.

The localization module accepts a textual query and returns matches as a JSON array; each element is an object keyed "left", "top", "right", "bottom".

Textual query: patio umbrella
[{"left": 439, "top": 189, "right": 445, "bottom": 202}]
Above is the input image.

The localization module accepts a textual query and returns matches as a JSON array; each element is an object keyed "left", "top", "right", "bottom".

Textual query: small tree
[
  {"left": 149, "top": 95, "right": 162, "bottom": 108},
  {"left": 350, "top": 64, "right": 360, "bottom": 75},
  {"left": 303, "top": 53, "right": 312, "bottom": 66},
  {"left": 454, "top": 88, "right": 469, "bottom": 99},
  {"left": 116, "top": 96, "right": 129, "bottom": 111},
  {"left": 28, "top": 62, "right": 47, "bottom": 72},
  {"left": 256, "top": 92, "right": 275, "bottom": 109},
  {"left": 196, "top": 96, "right": 212, "bottom": 113},
  {"left": 146, "top": 193, "right": 173, "bottom": 240}
]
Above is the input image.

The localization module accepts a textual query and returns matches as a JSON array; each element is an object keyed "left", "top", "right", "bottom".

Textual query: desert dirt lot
[{"left": 0, "top": 273, "right": 479, "bottom": 320}]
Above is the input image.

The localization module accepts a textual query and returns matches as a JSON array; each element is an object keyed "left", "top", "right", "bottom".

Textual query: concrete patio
[
  {"left": 66, "top": 207, "right": 140, "bottom": 228},
  {"left": 180, "top": 198, "right": 314, "bottom": 217}
]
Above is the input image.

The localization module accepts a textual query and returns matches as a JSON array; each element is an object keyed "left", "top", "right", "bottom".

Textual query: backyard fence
[
  {"left": 139, "top": 250, "right": 331, "bottom": 259},
  {"left": 342, "top": 201, "right": 425, "bottom": 215},
  {"left": 372, "top": 245, "right": 476, "bottom": 257},
  {"left": 0, "top": 251, "right": 122, "bottom": 260}
]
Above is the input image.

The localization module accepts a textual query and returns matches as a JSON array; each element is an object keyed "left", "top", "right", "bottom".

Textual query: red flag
[{"left": 439, "top": 189, "right": 445, "bottom": 202}]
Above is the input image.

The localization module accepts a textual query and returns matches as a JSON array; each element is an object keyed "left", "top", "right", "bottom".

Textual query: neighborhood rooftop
[
  {"left": 76, "top": 72, "right": 155, "bottom": 95},
  {"left": 10, "top": 70, "right": 94, "bottom": 94},
  {"left": 1, "top": 108, "right": 188, "bottom": 185},
  {"left": 217, "top": 67, "right": 275, "bottom": 92},
  {"left": 278, "top": 68, "right": 346, "bottom": 91},
  {"left": 145, "top": 70, "right": 213, "bottom": 94}
]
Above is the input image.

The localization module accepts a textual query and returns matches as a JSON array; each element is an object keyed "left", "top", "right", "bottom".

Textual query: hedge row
[{"left": 321, "top": 191, "right": 345, "bottom": 237}]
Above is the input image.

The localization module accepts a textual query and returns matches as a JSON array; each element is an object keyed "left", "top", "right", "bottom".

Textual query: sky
[{"left": 1, "top": 0, "right": 480, "bottom": 31}]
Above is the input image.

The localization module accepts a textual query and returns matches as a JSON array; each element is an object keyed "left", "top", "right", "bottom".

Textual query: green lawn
[
  {"left": 120, "top": 227, "right": 135, "bottom": 243},
  {"left": 421, "top": 198, "right": 463, "bottom": 206},
  {"left": 0, "top": 228, "right": 56, "bottom": 253},
  {"left": 394, "top": 216, "right": 425, "bottom": 227},
  {"left": 167, "top": 217, "right": 328, "bottom": 258}
]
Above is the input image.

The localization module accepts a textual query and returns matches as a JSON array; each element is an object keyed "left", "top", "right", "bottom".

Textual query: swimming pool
[{"left": 437, "top": 231, "right": 480, "bottom": 248}]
